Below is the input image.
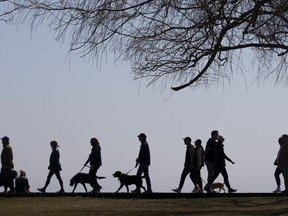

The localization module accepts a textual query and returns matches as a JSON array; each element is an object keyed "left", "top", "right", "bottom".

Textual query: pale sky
[{"left": 1, "top": 21, "right": 288, "bottom": 193}]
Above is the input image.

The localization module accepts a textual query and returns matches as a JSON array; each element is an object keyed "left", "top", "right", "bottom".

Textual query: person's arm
[{"left": 224, "top": 153, "right": 235, "bottom": 164}]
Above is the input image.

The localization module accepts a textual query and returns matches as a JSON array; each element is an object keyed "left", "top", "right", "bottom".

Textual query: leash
[
  {"left": 78, "top": 164, "right": 91, "bottom": 173},
  {"left": 201, "top": 177, "right": 207, "bottom": 185},
  {"left": 125, "top": 166, "right": 135, "bottom": 175}
]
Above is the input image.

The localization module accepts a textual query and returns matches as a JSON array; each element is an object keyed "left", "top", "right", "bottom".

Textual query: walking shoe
[
  {"left": 90, "top": 186, "right": 102, "bottom": 194},
  {"left": 6, "top": 190, "right": 15, "bottom": 194},
  {"left": 131, "top": 189, "right": 140, "bottom": 193},
  {"left": 90, "top": 189, "right": 100, "bottom": 194},
  {"left": 57, "top": 189, "right": 65, "bottom": 194},
  {"left": 172, "top": 188, "right": 181, "bottom": 193},
  {"left": 281, "top": 190, "right": 288, "bottom": 193},
  {"left": 204, "top": 186, "right": 212, "bottom": 193},
  {"left": 191, "top": 187, "right": 199, "bottom": 193},
  {"left": 37, "top": 188, "right": 46, "bottom": 193},
  {"left": 273, "top": 187, "right": 281, "bottom": 193},
  {"left": 143, "top": 190, "right": 153, "bottom": 194},
  {"left": 196, "top": 189, "right": 204, "bottom": 193},
  {"left": 228, "top": 188, "right": 237, "bottom": 193}
]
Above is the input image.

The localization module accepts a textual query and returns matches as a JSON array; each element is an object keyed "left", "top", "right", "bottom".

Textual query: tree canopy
[{"left": 1, "top": 0, "right": 288, "bottom": 91}]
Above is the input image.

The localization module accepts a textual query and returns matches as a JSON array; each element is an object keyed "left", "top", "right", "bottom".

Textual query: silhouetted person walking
[
  {"left": 15, "top": 170, "right": 30, "bottom": 194},
  {"left": 135, "top": 133, "right": 152, "bottom": 193},
  {"left": 191, "top": 139, "right": 204, "bottom": 193},
  {"left": 277, "top": 134, "right": 288, "bottom": 193},
  {"left": 1, "top": 136, "right": 14, "bottom": 193},
  {"left": 172, "top": 137, "right": 195, "bottom": 193},
  {"left": 204, "top": 130, "right": 219, "bottom": 182},
  {"left": 38, "top": 140, "right": 65, "bottom": 193},
  {"left": 204, "top": 135, "right": 237, "bottom": 193},
  {"left": 273, "top": 137, "right": 284, "bottom": 193},
  {"left": 84, "top": 137, "right": 102, "bottom": 193}
]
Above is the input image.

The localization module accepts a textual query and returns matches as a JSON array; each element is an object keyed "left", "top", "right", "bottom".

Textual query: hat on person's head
[
  {"left": 183, "top": 137, "right": 191, "bottom": 142},
  {"left": 217, "top": 135, "right": 225, "bottom": 140},
  {"left": 1, "top": 136, "right": 9, "bottom": 142},
  {"left": 137, "top": 133, "right": 147, "bottom": 138},
  {"left": 194, "top": 139, "right": 202, "bottom": 145}
]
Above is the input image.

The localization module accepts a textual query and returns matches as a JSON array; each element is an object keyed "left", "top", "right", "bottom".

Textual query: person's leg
[
  {"left": 273, "top": 167, "right": 282, "bottom": 192},
  {"left": 220, "top": 167, "right": 231, "bottom": 189},
  {"left": 142, "top": 165, "right": 152, "bottom": 192},
  {"left": 137, "top": 164, "right": 152, "bottom": 191},
  {"left": 281, "top": 167, "right": 288, "bottom": 192},
  {"left": 205, "top": 161, "right": 215, "bottom": 182},
  {"left": 205, "top": 168, "right": 220, "bottom": 191},
  {"left": 178, "top": 167, "right": 190, "bottom": 190},
  {"left": 275, "top": 167, "right": 282, "bottom": 185},
  {"left": 190, "top": 169, "right": 201, "bottom": 192},
  {"left": 38, "top": 170, "right": 54, "bottom": 192},
  {"left": 194, "top": 170, "right": 203, "bottom": 189},
  {"left": 6, "top": 168, "right": 14, "bottom": 192},
  {"left": 1, "top": 168, "right": 14, "bottom": 192},
  {"left": 172, "top": 167, "right": 190, "bottom": 193},
  {"left": 55, "top": 170, "right": 64, "bottom": 192},
  {"left": 221, "top": 167, "right": 237, "bottom": 192},
  {"left": 89, "top": 167, "right": 97, "bottom": 189},
  {"left": 136, "top": 164, "right": 144, "bottom": 176}
]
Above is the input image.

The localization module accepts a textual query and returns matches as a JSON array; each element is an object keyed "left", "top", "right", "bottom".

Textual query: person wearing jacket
[
  {"left": 204, "top": 130, "right": 219, "bottom": 182},
  {"left": 277, "top": 134, "right": 288, "bottom": 193},
  {"left": 15, "top": 170, "right": 30, "bottom": 194},
  {"left": 273, "top": 137, "right": 284, "bottom": 193},
  {"left": 204, "top": 135, "right": 237, "bottom": 193},
  {"left": 85, "top": 137, "right": 102, "bottom": 193},
  {"left": 1, "top": 136, "right": 14, "bottom": 193},
  {"left": 191, "top": 139, "right": 204, "bottom": 193},
  {"left": 135, "top": 133, "right": 152, "bottom": 193},
  {"left": 38, "top": 140, "right": 65, "bottom": 193},
  {"left": 172, "top": 137, "right": 195, "bottom": 193}
]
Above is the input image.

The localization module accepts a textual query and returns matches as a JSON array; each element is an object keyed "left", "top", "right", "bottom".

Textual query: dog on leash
[
  {"left": 0, "top": 169, "right": 18, "bottom": 193},
  {"left": 113, "top": 171, "right": 146, "bottom": 193},
  {"left": 211, "top": 182, "right": 225, "bottom": 193},
  {"left": 70, "top": 172, "right": 106, "bottom": 193}
]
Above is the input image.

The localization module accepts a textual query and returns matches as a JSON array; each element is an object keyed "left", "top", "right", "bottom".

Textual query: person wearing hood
[{"left": 84, "top": 137, "right": 102, "bottom": 193}]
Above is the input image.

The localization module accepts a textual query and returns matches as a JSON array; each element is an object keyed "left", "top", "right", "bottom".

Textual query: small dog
[
  {"left": 113, "top": 171, "right": 146, "bottom": 193},
  {"left": 211, "top": 182, "right": 225, "bottom": 193},
  {"left": 70, "top": 172, "right": 106, "bottom": 193}
]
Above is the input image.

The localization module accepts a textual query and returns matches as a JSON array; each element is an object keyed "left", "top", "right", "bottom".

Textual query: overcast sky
[{"left": 1, "top": 21, "right": 288, "bottom": 193}]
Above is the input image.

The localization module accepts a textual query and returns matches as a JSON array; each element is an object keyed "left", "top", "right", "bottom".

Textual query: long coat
[{"left": 1, "top": 144, "right": 14, "bottom": 169}]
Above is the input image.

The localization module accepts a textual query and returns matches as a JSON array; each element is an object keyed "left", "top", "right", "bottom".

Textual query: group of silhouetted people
[
  {"left": 172, "top": 130, "right": 237, "bottom": 193},
  {"left": 0, "top": 136, "right": 30, "bottom": 194},
  {"left": 0, "top": 133, "right": 153, "bottom": 194},
  {"left": 4, "top": 130, "right": 288, "bottom": 194}
]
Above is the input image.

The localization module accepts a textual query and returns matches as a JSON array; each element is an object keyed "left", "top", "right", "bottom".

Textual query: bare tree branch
[{"left": 1, "top": 0, "right": 288, "bottom": 91}]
